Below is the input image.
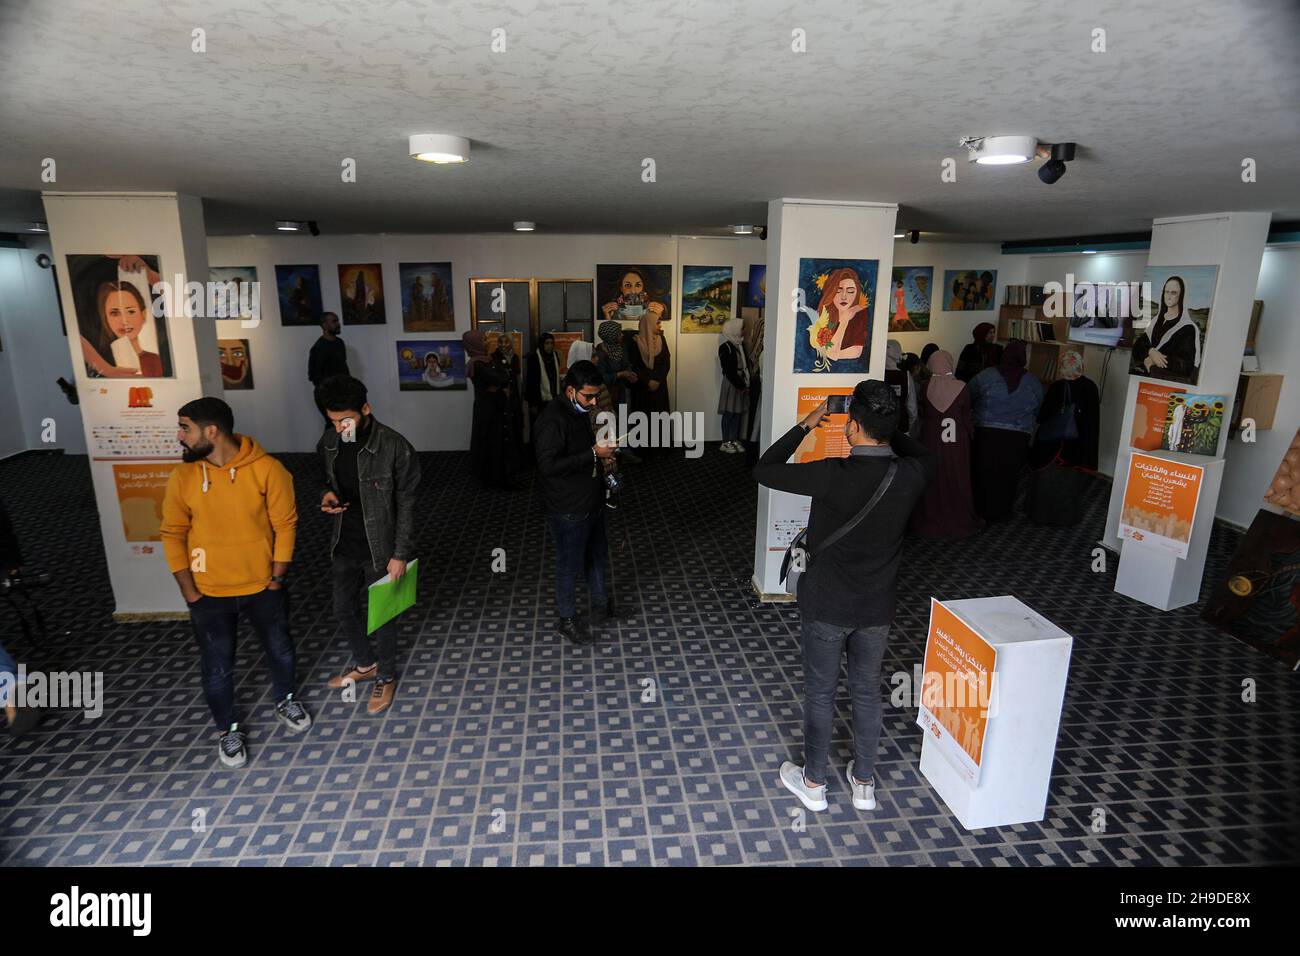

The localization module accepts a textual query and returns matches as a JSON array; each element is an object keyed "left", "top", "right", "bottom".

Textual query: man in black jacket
[
  {"left": 754, "top": 380, "right": 934, "bottom": 814},
  {"left": 316, "top": 376, "right": 421, "bottom": 714},
  {"left": 534, "top": 360, "right": 628, "bottom": 644},
  {"left": 308, "top": 312, "right": 349, "bottom": 422}
]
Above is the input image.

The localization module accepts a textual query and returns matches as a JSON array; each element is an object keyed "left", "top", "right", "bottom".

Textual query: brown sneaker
[
  {"left": 367, "top": 678, "right": 396, "bottom": 715},
  {"left": 327, "top": 663, "right": 378, "bottom": 689}
]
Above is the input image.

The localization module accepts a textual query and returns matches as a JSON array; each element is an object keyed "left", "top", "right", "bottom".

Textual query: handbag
[
  {"left": 1036, "top": 382, "right": 1079, "bottom": 444},
  {"left": 779, "top": 460, "right": 898, "bottom": 597}
]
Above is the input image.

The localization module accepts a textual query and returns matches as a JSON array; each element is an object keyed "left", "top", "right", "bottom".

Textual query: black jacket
[
  {"left": 318, "top": 417, "right": 422, "bottom": 572},
  {"left": 718, "top": 341, "right": 749, "bottom": 391},
  {"left": 534, "top": 396, "right": 602, "bottom": 515},
  {"left": 754, "top": 426, "right": 934, "bottom": 627},
  {"left": 525, "top": 350, "right": 560, "bottom": 407},
  {"left": 308, "top": 336, "right": 350, "bottom": 386}
]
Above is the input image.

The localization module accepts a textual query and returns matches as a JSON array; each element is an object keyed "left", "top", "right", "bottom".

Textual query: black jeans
[
  {"left": 332, "top": 552, "right": 399, "bottom": 681},
  {"left": 545, "top": 509, "right": 609, "bottom": 619},
  {"left": 799, "top": 611, "right": 889, "bottom": 786},
  {"left": 188, "top": 587, "right": 295, "bottom": 730}
]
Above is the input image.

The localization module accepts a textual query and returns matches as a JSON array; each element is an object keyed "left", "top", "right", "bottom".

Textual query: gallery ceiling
[{"left": 1, "top": 0, "right": 1298, "bottom": 241}]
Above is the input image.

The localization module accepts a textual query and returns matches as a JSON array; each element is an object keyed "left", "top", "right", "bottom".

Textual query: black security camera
[{"left": 1038, "top": 142, "right": 1077, "bottom": 185}]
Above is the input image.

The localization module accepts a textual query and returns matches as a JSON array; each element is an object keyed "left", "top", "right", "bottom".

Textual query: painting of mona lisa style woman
[
  {"left": 1129, "top": 265, "right": 1218, "bottom": 387},
  {"left": 67, "top": 254, "right": 174, "bottom": 379}
]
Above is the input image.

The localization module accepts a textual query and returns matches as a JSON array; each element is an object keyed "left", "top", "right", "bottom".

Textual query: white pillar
[
  {"left": 43, "top": 191, "right": 220, "bottom": 618},
  {"left": 751, "top": 199, "right": 898, "bottom": 598},
  {"left": 1101, "top": 211, "right": 1270, "bottom": 609}
]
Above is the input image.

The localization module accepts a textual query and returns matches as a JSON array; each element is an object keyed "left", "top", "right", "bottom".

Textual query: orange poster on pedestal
[
  {"left": 916, "top": 599, "right": 998, "bottom": 785},
  {"left": 1119, "top": 452, "right": 1204, "bottom": 558},
  {"left": 1130, "top": 382, "right": 1185, "bottom": 450},
  {"left": 113, "top": 463, "right": 178, "bottom": 542},
  {"left": 794, "top": 387, "right": 854, "bottom": 462}
]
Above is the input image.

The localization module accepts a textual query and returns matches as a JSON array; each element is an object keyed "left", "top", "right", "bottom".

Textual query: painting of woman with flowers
[{"left": 792, "top": 257, "right": 879, "bottom": 373}]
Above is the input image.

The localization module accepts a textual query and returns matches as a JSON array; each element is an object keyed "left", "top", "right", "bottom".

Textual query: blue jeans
[
  {"left": 0, "top": 638, "right": 16, "bottom": 708},
  {"left": 188, "top": 587, "right": 296, "bottom": 730},
  {"left": 721, "top": 411, "right": 743, "bottom": 442},
  {"left": 545, "top": 510, "right": 609, "bottom": 619},
  {"left": 799, "top": 612, "right": 890, "bottom": 786}
]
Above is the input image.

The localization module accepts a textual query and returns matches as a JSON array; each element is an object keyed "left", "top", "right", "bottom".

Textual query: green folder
[{"left": 367, "top": 559, "right": 418, "bottom": 635}]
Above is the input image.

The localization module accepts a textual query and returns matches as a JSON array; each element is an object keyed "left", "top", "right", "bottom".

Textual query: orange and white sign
[
  {"left": 113, "top": 463, "right": 178, "bottom": 541},
  {"left": 794, "top": 387, "right": 855, "bottom": 463},
  {"left": 551, "top": 331, "right": 584, "bottom": 374},
  {"left": 1129, "top": 382, "right": 1185, "bottom": 451},
  {"left": 916, "top": 598, "right": 998, "bottom": 786},
  {"left": 1119, "top": 452, "right": 1204, "bottom": 558}
]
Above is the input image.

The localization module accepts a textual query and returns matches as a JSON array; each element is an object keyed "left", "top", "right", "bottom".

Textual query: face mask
[{"left": 571, "top": 398, "right": 588, "bottom": 414}]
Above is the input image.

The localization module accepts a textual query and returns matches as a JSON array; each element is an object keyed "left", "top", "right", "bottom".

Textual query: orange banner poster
[
  {"left": 794, "top": 387, "right": 855, "bottom": 462},
  {"left": 916, "top": 598, "right": 998, "bottom": 785},
  {"left": 1119, "top": 452, "right": 1204, "bottom": 558},
  {"left": 113, "top": 463, "right": 178, "bottom": 542},
  {"left": 1130, "top": 382, "right": 1185, "bottom": 450},
  {"left": 551, "top": 332, "right": 583, "bottom": 374}
]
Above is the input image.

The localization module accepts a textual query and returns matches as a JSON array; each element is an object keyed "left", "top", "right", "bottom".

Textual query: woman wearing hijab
[
  {"left": 955, "top": 322, "right": 999, "bottom": 382},
  {"left": 594, "top": 320, "right": 636, "bottom": 408},
  {"left": 883, "top": 339, "right": 918, "bottom": 435},
  {"left": 1130, "top": 275, "right": 1201, "bottom": 383},
  {"left": 968, "top": 339, "right": 1045, "bottom": 521},
  {"left": 911, "top": 350, "right": 982, "bottom": 540},
  {"left": 1026, "top": 349, "right": 1102, "bottom": 526},
  {"left": 526, "top": 332, "right": 561, "bottom": 430},
  {"left": 464, "top": 329, "right": 520, "bottom": 488},
  {"left": 628, "top": 310, "right": 671, "bottom": 455},
  {"left": 717, "top": 318, "right": 750, "bottom": 453}
]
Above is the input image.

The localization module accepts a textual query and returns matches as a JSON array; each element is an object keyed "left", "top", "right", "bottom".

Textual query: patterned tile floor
[{"left": 0, "top": 446, "right": 1296, "bottom": 867}]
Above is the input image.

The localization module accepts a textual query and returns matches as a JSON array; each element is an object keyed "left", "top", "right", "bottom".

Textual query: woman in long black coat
[{"left": 1026, "top": 350, "right": 1101, "bottom": 525}]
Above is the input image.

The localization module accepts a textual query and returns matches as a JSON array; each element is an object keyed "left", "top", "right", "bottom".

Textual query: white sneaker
[
  {"left": 723, "top": 441, "right": 742, "bottom": 454},
  {"left": 779, "top": 761, "right": 828, "bottom": 812},
  {"left": 846, "top": 760, "right": 877, "bottom": 810}
]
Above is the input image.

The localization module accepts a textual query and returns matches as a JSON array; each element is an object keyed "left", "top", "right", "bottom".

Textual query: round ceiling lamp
[
  {"left": 409, "top": 134, "right": 470, "bottom": 164},
  {"left": 969, "top": 135, "right": 1037, "bottom": 165},
  {"left": 513, "top": 221, "right": 536, "bottom": 232}
]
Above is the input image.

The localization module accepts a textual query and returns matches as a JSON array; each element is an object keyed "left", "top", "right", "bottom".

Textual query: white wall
[
  {"left": 0, "top": 240, "right": 86, "bottom": 456},
  {"left": 889, "top": 241, "right": 1028, "bottom": 361},
  {"left": 1219, "top": 245, "right": 1300, "bottom": 528},
  {"left": 207, "top": 232, "right": 768, "bottom": 452}
]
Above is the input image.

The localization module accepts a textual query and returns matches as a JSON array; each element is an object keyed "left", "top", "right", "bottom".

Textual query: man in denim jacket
[{"left": 316, "top": 375, "right": 421, "bottom": 714}]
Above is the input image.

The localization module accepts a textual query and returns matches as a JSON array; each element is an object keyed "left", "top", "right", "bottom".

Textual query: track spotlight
[
  {"left": 1036, "top": 142, "right": 1077, "bottom": 185},
  {"left": 909, "top": 230, "right": 920, "bottom": 244}
]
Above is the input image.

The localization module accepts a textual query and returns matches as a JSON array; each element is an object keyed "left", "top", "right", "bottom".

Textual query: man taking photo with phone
[{"left": 317, "top": 375, "right": 421, "bottom": 715}]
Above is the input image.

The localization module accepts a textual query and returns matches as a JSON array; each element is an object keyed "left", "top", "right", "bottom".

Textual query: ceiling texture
[{"left": 1, "top": 0, "right": 1298, "bottom": 240}]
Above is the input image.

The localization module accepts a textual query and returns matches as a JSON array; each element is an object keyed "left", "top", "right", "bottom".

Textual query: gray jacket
[{"left": 318, "top": 418, "right": 421, "bottom": 572}]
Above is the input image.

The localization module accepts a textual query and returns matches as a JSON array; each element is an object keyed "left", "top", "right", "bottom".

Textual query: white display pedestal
[
  {"left": 1114, "top": 452, "right": 1225, "bottom": 611},
  {"left": 919, "top": 596, "right": 1072, "bottom": 830}
]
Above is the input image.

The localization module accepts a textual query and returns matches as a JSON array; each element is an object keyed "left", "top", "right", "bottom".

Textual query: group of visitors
[{"left": 885, "top": 326, "right": 1100, "bottom": 539}]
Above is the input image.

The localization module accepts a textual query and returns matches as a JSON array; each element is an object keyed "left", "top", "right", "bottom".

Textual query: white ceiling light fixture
[
  {"left": 28, "top": 221, "right": 48, "bottom": 233},
  {"left": 410, "top": 133, "right": 470, "bottom": 164},
  {"left": 893, "top": 231, "right": 905, "bottom": 239},
  {"left": 732, "top": 224, "right": 754, "bottom": 236},
  {"left": 962, "top": 135, "right": 1038, "bottom": 165},
  {"left": 513, "top": 221, "right": 535, "bottom": 232},
  {"left": 275, "top": 220, "right": 304, "bottom": 232}
]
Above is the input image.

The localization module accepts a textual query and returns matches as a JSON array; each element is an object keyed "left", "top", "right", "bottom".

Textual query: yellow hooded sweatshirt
[{"left": 160, "top": 435, "right": 297, "bottom": 597}]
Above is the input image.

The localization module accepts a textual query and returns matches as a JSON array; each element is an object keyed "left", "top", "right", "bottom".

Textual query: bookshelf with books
[{"left": 996, "top": 302, "right": 1078, "bottom": 382}]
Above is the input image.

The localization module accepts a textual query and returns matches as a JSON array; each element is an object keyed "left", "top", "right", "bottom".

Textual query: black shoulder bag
[{"left": 779, "top": 459, "right": 898, "bottom": 597}]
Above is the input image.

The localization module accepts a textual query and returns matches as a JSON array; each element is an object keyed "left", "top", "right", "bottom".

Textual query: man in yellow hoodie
[{"left": 160, "top": 397, "right": 311, "bottom": 768}]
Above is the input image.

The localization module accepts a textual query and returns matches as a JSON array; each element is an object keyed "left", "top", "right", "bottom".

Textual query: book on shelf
[
  {"left": 1004, "top": 318, "right": 1058, "bottom": 342},
  {"left": 1003, "top": 284, "right": 1046, "bottom": 307}
]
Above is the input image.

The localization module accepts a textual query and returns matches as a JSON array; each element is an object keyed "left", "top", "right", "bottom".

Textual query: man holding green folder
[{"left": 317, "top": 376, "right": 421, "bottom": 714}]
